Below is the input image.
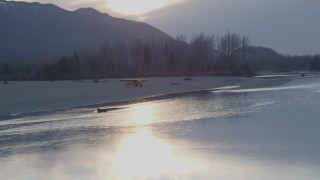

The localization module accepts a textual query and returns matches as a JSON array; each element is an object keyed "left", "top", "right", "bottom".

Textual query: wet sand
[{"left": 0, "top": 76, "right": 291, "bottom": 116}]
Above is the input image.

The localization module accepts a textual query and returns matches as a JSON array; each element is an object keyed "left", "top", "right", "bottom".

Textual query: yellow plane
[{"left": 120, "top": 78, "right": 150, "bottom": 87}]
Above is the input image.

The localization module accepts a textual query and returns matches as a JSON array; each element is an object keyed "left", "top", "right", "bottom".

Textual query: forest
[{"left": 1, "top": 32, "right": 319, "bottom": 81}]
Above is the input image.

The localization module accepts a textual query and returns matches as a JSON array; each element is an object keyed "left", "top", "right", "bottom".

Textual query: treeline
[
  {"left": 1, "top": 32, "right": 319, "bottom": 81},
  {"left": 247, "top": 51, "right": 320, "bottom": 72},
  {"left": 273, "top": 55, "right": 320, "bottom": 71},
  {"left": 0, "top": 32, "right": 252, "bottom": 81}
]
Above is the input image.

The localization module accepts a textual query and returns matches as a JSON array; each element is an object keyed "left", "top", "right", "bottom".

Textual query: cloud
[
  {"left": 106, "top": 0, "right": 184, "bottom": 15},
  {"left": 144, "top": 0, "right": 320, "bottom": 55},
  {"left": 11, "top": 0, "right": 106, "bottom": 10},
  {"left": 12, "top": 0, "right": 183, "bottom": 13}
]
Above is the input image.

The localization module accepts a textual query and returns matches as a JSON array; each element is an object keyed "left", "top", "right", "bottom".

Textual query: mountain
[
  {"left": 246, "top": 46, "right": 284, "bottom": 70},
  {"left": 0, "top": 0, "right": 172, "bottom": 61},
  {"left": 247, "top": 46, "right": 280, "bottom": 60}
]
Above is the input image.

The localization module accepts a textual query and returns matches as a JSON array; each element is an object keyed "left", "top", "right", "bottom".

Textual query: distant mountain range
[{"left": 0, "top": 0, "right": 171, "bottom": 60}]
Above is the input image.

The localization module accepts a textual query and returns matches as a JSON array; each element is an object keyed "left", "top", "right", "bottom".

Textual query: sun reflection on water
[
  {"left": 109, "top": 128, "right": 204, "bottom": 179},
  {"left": 104, "top": 102, "right": 205, "bottom": 179},
  {"left": 129, "top": 104, "right": 155, "bottom": 125}
]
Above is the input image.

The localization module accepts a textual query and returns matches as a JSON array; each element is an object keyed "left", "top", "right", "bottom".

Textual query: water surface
[{"left": 1, "top": 76, "right": 320, "bottom": 179}]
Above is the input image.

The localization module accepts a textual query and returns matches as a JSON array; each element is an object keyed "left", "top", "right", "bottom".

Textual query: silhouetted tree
[
  {"left": 1, "top": 63, "right": 10, "bottom": 76},
  {"left": 143, "top": 43, "right": 152, "bottom": 74},
  {"left": 310, "top": 55, "right": 320, "bottom": 71}
]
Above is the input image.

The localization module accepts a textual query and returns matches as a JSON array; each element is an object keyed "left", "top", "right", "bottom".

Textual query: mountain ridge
[{"left": 0, "top": 0, "right": 172, "bottom": 60}]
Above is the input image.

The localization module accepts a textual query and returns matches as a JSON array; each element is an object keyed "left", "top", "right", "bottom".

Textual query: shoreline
[{"left": 0, "top": 75, "right": 293, "bottom": 119}]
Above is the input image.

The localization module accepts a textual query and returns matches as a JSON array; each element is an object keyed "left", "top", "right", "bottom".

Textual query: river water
[{"left": 0, "top": 75, "right": 320, "bottom": 179}]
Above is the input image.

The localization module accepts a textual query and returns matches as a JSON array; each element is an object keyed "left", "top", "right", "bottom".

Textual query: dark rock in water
[
  {"left": 171, "top": 82, "right": 180, "bottom": 85},
  {"left": 3, "top": 81, "right": 9, "bottom": 84},
  {"left": 93, "top": 79, "right": 99, "bottom": 83},
  {"left": 301, "top": 74, "right": 305, "bottom": 77},
  {"left": 97, "top": 108, "right": 107, "bottom": 113},
  {"left": 184, "top": 77, "right": 192, "bottom": 81},
  {"left": 97, "top": 107, "right": 127, "bottom": 113}
]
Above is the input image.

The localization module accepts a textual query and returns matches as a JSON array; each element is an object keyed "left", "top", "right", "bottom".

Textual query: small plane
[{"left": 120, "top": 78, "right": 150, "bottom": 87}]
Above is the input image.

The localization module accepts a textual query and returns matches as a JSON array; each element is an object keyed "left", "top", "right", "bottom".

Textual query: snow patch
[
  {"left": 253, "top": 75, "right": 295, "bottom": 79},
  {"left": 252, "top": 101, "right": 275, "bottom": 107},
  {"left": 211, "top": 85, "right": 307, "bottom": 93},
  {"left": 206, "top": 86, "right": 240, "bottom": 91}
]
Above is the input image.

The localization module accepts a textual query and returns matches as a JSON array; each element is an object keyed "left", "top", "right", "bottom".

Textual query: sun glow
[
  {"left": 110, "top": 129, "right": 203, "bottom": 179},
  {"left": 107, "top": 0, "right": 170, "bottom": 15},
  {"left": 130, "top": 103, "right": 155, "bottom": 125}
]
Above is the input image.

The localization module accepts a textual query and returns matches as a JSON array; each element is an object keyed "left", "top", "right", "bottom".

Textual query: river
[{"left": 0, "top": 75, "right": 320, "bottom": 179}]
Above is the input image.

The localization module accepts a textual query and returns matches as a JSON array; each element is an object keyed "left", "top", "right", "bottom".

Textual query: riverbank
[{"left": 0, "top": 76, "right": 292, "bottom": 117}]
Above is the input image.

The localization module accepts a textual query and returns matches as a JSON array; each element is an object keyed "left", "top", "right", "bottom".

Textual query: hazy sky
[{"left": 13, "top": 0, "right": 320, "bottom": 55}]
